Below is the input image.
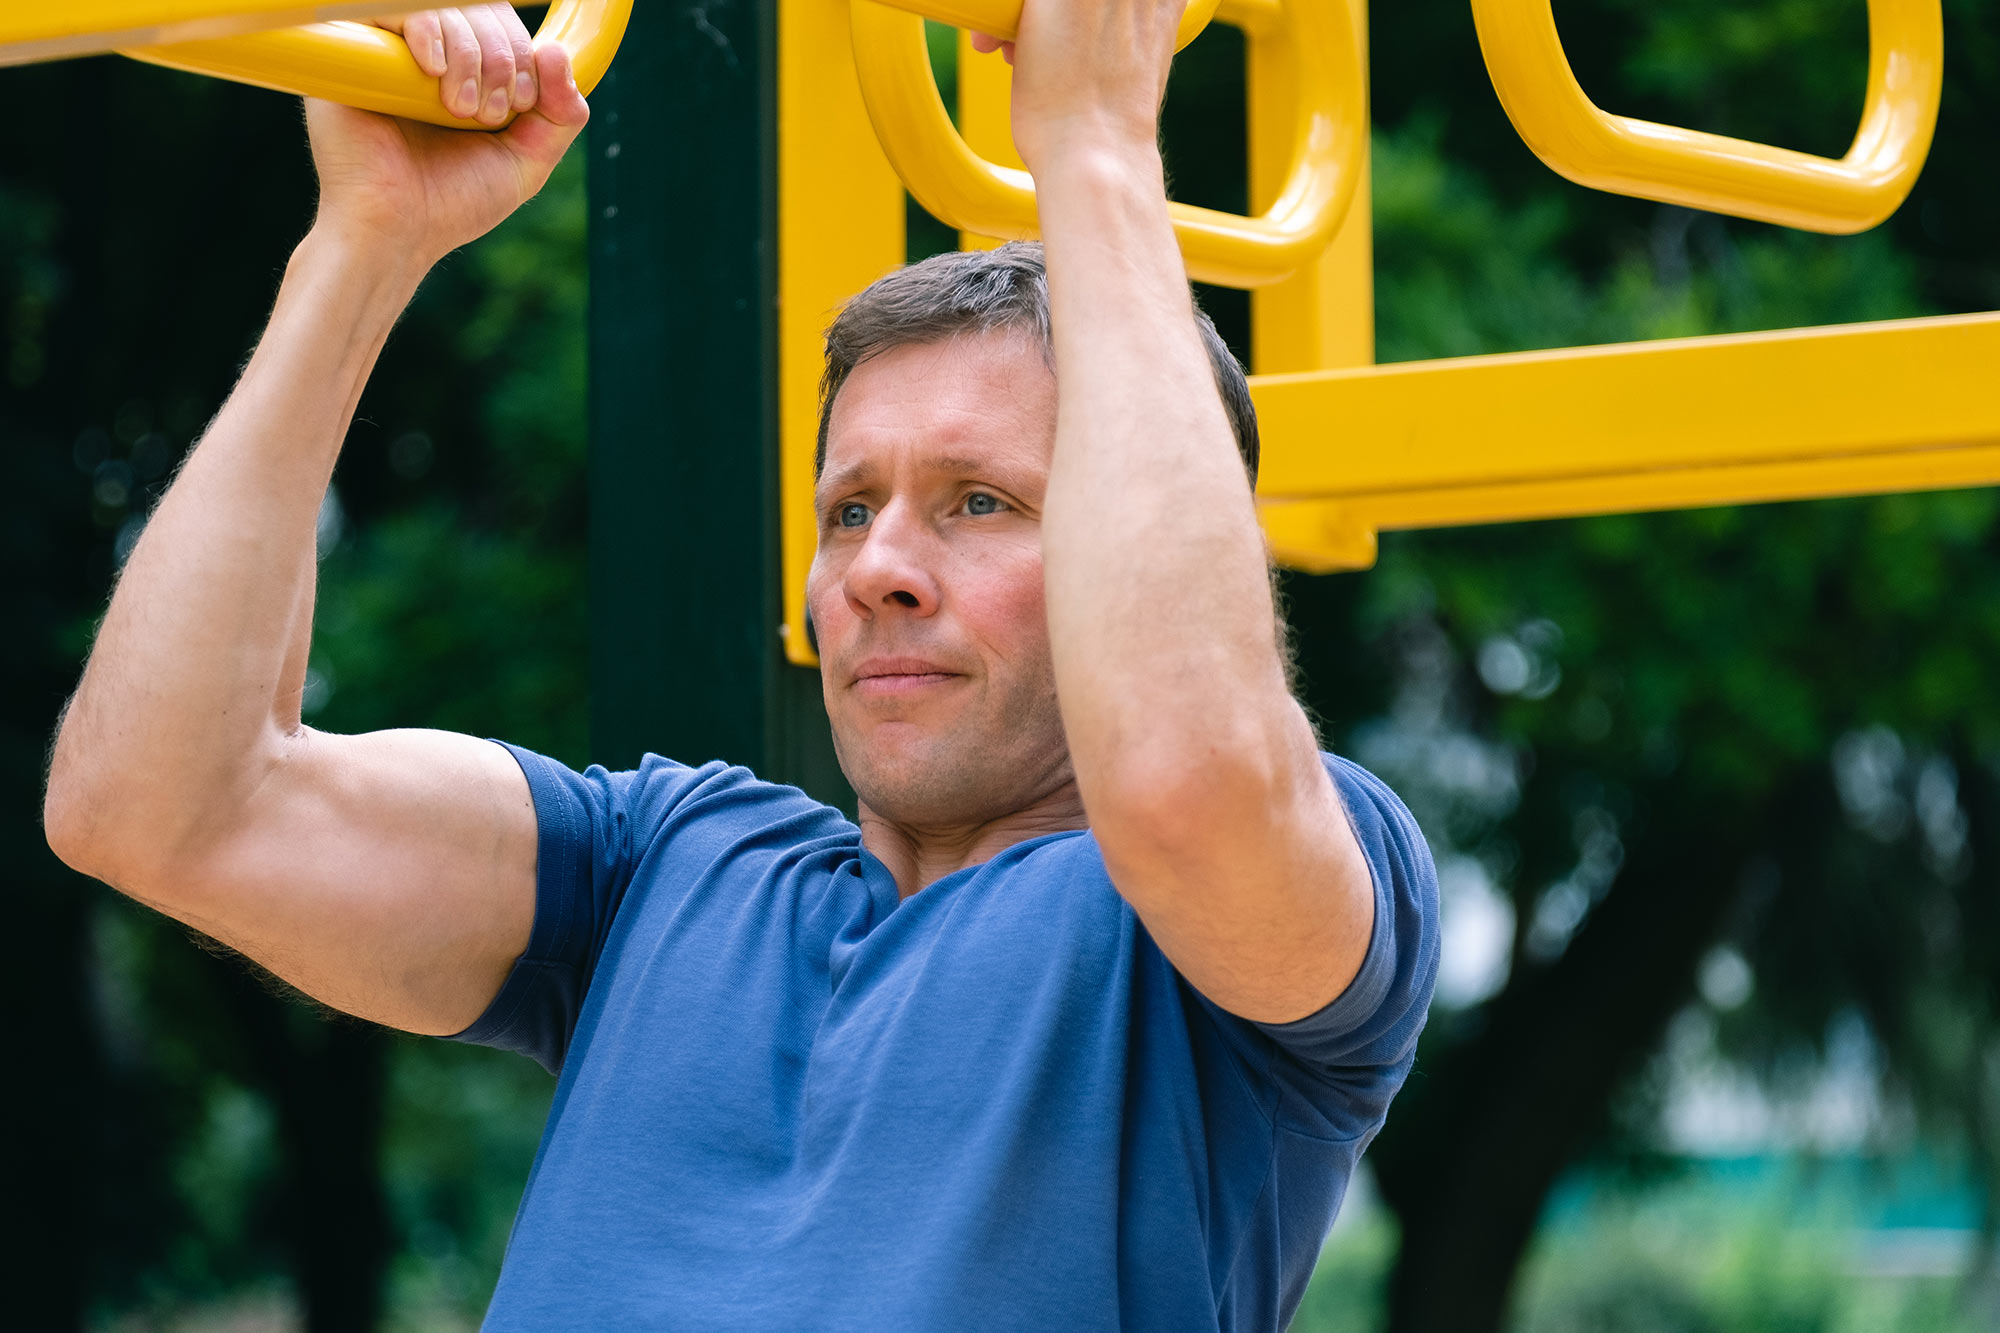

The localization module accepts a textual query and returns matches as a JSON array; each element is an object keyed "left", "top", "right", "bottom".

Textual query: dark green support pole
[{"left": 587, "top": 0, "right": 850, "bottom": 807}]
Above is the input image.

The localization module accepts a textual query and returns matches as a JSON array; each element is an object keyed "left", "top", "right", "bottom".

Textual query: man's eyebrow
[
  {"left": 929, "top": 456, "right": 1005, "bottom": 479},
  {"left": 815, "top": 460, "right": 874, "bottom": 501}
]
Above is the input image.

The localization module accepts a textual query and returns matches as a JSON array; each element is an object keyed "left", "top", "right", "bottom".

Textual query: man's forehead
[{"left": 819, "top": 333, "right": 1055, "bottom": 498}]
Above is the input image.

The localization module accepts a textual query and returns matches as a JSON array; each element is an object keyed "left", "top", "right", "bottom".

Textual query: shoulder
[{"left": 502, "top": 745, "right": 854, "bottom": 859}]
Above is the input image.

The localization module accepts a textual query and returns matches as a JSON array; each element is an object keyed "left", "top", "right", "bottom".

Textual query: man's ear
[{"left": 804, "top": 608, "right": 818, "bottom": 655}]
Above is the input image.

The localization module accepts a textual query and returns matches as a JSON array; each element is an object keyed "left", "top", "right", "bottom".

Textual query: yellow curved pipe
[
  {"left": 122, "top": 0, "right": 632, "bottom": 129},
  {"left": 1471, "top": 0, "right": 1942, "bottom": 233},
  {"left": 850, "top": 0, "right": 1365, "bottom": 288}
]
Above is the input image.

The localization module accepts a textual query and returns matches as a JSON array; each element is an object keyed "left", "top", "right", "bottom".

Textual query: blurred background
[{"left": 3, "top": 1, "right": 1997, "bottom": 1330}]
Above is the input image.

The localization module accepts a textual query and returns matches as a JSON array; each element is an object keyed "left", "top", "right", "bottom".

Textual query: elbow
[
  {"left": 43, "top": 707, "right": 96, "bottom": 875},
  {"left": 42, "top": 714, "right": 250, "bottom": 895},
  {"left": 44, "top": 732, "right": 128, "bottom": 885},
  {"left": 45, "top": 781, "right": 110, "bottom": 885}
]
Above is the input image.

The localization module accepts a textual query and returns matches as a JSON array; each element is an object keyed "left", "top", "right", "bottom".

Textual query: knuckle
[
  {"left": 444, "top": 34, "right": 479, "bottom": 79},
  {"left": 480, "top": 38, "right": 515, "bottom": 81}
]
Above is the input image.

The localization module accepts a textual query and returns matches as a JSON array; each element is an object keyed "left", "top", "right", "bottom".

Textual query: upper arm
[
  {"left": 1092, "top": 714, "right": 1383, "bottom": 1026},
  {"left": 154, "top": 726, "right": 538, "bottom": 1037}
]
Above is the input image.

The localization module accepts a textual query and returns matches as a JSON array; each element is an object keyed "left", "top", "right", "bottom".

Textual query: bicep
[{"left": 172, "top": 726, "right": 538, "bottom": 1036}]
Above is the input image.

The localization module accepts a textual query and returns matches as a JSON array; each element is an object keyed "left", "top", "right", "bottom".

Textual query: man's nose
[{"left": 843, "top": 502, "right": 941, "bottom": 618}]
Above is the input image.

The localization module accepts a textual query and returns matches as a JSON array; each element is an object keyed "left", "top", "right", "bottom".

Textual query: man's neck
[{"left": 858, "top": 786, "right": 1089, "bottom": 900}]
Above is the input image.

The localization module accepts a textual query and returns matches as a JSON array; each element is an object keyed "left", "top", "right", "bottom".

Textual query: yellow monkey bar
[
  {"left": 1471, "top": 0, "right": 1943, "bottom": 234},
  {"left": 850, "top": 0, "right": 1361, "bottom": 288},
  {"left": 0, "top": 3, "right": 381, "bottom": 65},
  {"left": 0, "top": 3, "right": 629, "bottom": 128},
  {"left": 126, "top": 1, "right": 632, "bottom": 128}
]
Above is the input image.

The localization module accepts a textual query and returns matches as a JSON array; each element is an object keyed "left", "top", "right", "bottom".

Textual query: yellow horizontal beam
[
  {"left": 0, "top": 2, "right": 397, "bottom": 65},
  {"left": 1258, "top": 438, "right": 2000, "bottom": 574},
  {"left": 1350, "top": 443, "right": 2000, "bottom": 532},
  {"left": 1252, "top": 312, "right": 2000, "bottom": 501}
]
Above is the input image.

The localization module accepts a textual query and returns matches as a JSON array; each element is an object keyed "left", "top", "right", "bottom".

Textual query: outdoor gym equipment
[
  {"left": 0, "top": 3, "right": 631, "bottom": 126},
  {"left": 0, "top": 3, "right": 387, "bottom": 66},
  {"left": 851, "top": 0, "right": 1366, "bottom": 287},
  {"left": 122, "top": 1, "right": 634, "bottom": 128},
  {"left": 2, "top": 0, "right": 1992, "bottom": 669},
  {"left": 1472, "top": 0, "right": 1944, "bottom": 233},
  {"left": 776, "top": 0, "right": 1988, "bottom": 662}
]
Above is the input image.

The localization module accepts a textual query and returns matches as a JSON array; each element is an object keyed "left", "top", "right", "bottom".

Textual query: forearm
[
  {"left": 48, "top": 229, "right": 426, "bottom": 882},
  {"left": 1038, "top": 149, "right": 1308, "bottom": 810}
]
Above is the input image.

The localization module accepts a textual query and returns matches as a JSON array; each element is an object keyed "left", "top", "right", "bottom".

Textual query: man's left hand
[{"left": 975, "top": 0, "right": 1186, "bottom": 175}]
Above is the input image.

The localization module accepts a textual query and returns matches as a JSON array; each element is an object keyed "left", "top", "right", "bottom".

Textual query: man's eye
[
  {"left": 964, "top": 492, "right": 1005, "bottom": 516},
  {"left": 837, "top": 503, "right": 871, "bottom": 529}
]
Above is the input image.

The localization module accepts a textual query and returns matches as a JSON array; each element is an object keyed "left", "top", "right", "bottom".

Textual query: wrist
[
  {"left": 1027, "top": 142, "right": 1175, "bottom": 259},
  {"left": 1021, "top": 129, "right": 1164, "bottom": 194},
  {"left": 293, "top": 222, "right": 433, "bottom": 310}
]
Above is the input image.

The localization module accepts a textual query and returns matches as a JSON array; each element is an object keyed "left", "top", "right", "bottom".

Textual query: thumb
[{"left": 499, "top": 42, "right": 590, "bottom": 178}]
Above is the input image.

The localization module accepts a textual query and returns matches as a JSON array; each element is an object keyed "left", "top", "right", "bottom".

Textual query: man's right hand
[
  {"left": 310, "top": 7, "right": 591, "bottom": 270},
  {"left": 41, "top": 6, "right": 599, "bottom": 1039}
]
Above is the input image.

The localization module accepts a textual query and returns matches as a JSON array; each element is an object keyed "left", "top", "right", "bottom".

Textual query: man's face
[{"left": 808, "top": 329, "right": 1075, "bottom": 829}]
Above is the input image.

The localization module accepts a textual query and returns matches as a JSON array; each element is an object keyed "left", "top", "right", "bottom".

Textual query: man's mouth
[{"left": 852, "top": 657, "right": 961, "bottom": 697}]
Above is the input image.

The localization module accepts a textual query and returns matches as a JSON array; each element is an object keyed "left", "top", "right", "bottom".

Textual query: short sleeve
[
  {"left": 1204, "top": 753, "right": 1440, "bottom": 1140},
  {"left": 446, "top": 744, "right": 737, "bottom": 1075}
]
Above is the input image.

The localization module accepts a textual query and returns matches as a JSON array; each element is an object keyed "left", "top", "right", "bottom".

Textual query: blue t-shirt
[{"left": 455, "top": 745, "right": 1438, "bottom": 1331}]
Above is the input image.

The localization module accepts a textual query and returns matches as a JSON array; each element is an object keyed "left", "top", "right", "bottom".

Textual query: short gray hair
[{"left": 815, "top": 241, "right": 1260, "bottom": 483}]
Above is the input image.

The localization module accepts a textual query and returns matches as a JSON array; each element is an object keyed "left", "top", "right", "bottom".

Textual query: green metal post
[{"left": 587, "top": 0, "right": 849, "bottom": 806}]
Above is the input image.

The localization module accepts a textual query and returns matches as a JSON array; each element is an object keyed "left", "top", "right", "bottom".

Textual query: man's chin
[{"left": 841, "top": 750, "right": 1004, "bottom": 829}]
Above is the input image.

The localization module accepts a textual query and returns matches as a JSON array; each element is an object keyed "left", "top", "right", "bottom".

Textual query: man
[{"left": 45, "top": 2, "right": 1437, "bottom": 1328}]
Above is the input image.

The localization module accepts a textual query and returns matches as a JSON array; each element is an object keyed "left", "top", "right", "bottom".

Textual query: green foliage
[
  {"left": 1290, "top": 1167, "right": 1989, "bottom": 1333},
  {"left": 379, "top": 1041, "right": 553, "bottom": 1331}
]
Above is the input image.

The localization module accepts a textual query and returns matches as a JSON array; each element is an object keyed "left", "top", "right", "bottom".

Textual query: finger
[
  {"left": 500, "top": 42, "right": 590, "bottom": 175},
  {"left": 437, "top": 7, "right": 484, "bottom": 120},
  {"left": 458, "top": 4, "right": 521, "bottom": 127},
  {"left": 969, "top": 31, "right": 1001, "bottom": 53},
  {"left": 488, "top": 2, "right": 539, "bottom": 110},
  {"left": 397, "top": 10, "right": 448, "bottom": 79}
]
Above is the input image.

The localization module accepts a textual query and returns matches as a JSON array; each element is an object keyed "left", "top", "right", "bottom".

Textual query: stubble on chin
[{"left": 834, "top": 695, "right": 1071, "bottom": 830}]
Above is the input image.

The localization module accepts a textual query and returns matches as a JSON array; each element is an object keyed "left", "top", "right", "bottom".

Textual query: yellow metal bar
[
  {"left": 849, "top": 0, "right": 1365, "bottom": 287},
  {"left": 121, "top": 0, "right": 629, "bottom": 129},
  {"left": 1247, "top": 0, "right": 1370, "bottom": 373},
  {"left": 956, "top": 28, "right": 1021, "bottom": 253},
  {"left": 779, "top": 0, "right": 910, "bottom": 668},
  {"left": 1471, "top": 0, "right": 1942, "bottom": 233},
  {"left": 1248, "top": 0, "right": 1373, "bottom": 569},
  {"left": 1247, "top": 312, "right": 2000, "bottom": 568},
  {"left": 0, "top": 1, "right": 386, "bottom": 65},
  {"left": 1345, "top": 443, "right": 2000, "bottom": 535}
]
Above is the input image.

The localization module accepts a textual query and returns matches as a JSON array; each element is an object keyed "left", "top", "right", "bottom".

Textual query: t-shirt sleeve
[
  {"left": 1208, "top": 753, "right": 1441, "bottom": 1138},
  {"left": 445, "top": 743, "right": 731, "bottom": 1075}
]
